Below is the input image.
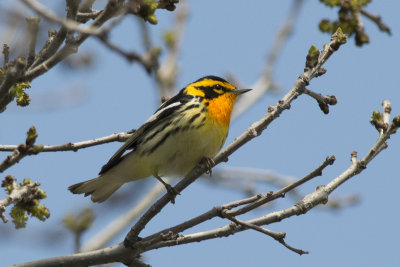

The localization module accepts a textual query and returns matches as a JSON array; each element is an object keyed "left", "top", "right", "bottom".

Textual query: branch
[
  {"left": 2, "top": 44, "right": 10, "bottom": 66},
  {"left": 223, "top": 215, "right": 308, "bottom": 255},
  {"left": 25, "top": 17, "right": 40, "bottom": 67},
  {"left": 29, "top": 0, "right": 81, "bottom": 69},
  {"left": 224, "top": 156, "right": 335, "bottom": 217},
  {"left": 0, "top": 175, "right": 49, "bottom": 228},
  {"left": 303, "top": 87, "right": 337, "bottom": 114},
  {"left": 21, "top": 0, "right": 102, "bottom": 36},
  {"left": 22, "top": 0, "right": 124, "bottom": 82},
  {"left": 0, "top": 132, "right": 132, "bottom": 152},
  {"left": 360, "top": 8, "right": 391, "bottom": 35},
  {"left": 0, "top": 126, "right": 40, "bottom": 173},
  {"left": 0, "top": 56, "right": 26, "bottom": 112},
  {"left": 208, "top": 167, "right": 359, "bottom": 210}
]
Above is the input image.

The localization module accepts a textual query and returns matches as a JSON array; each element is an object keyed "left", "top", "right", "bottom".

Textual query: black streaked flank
[
  {"left": 148, "top": 123, "right": 185, "bottom": 154},
  {"left": 147, "top": 115, "right": 202, "bottom": 154},
  {"left": 141, "top": 120, "right": 173, "bottom": 145},
  {"left": 183, "top": 103, "right": 200, "bottom": 111},
  {"left": 195, "top": 123, "right": 205, "bottom": 129},
  {"left": 188, "top": 113, "right": 201, "bottom": 124}
]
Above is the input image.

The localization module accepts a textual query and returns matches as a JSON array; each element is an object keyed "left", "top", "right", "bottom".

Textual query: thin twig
[
  {"left": 360, "top": 8, "right": 391, "bottom": 35},
  {"left": 0, "top": 56, "right": 27, "bottom": 112},
  {"left": 2, "top": 44, "right": 10, "bottom": 66},
  {"left": 0, "top": 175, "right": 41, "bottom": 224},
  {"left": 77, "top": 10, "right": 102, "bottom": 21},
  {"left": 224, "top": 214, "right": 309, "bottom": 255},
  {"left": 21, "top": 0, "right": 103, "bottom": 36},
  {"left": 382, "top": 100, "right": 391, "bottom": 127},
  {"left": 29, "top": 0, "right": 80, "bottom": 69},
  {"left": 0, "top": 126, "right": 39, "bottom": 172},
  {"left": 23, "top": 0, "right": 124, "bottom": 81},
  {"left": 25, "top": 17, "right": 40, "bottom": 67},
  {"left": 208, "top": 167, "right": 359, "bottom": 210},
  {"left": 223, "top": 155, "right": 335, "bottom": 216},
  {"left": 0, "top": 132, "right": 132, "bottom": 152},
  {"left": 303, "top": 87, "right": 337, "bottom": 114}
]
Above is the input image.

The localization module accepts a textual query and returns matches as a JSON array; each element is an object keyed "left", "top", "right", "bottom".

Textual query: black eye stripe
[{"left": 195, "top": 85, "right": 231, "bottom": 99}]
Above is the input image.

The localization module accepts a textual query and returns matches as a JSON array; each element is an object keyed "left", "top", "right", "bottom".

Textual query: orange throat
[{"left": 206, "top": 94, "right": 236, "bottom": 127}]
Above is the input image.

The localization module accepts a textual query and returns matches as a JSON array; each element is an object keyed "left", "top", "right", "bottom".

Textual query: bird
[{"left": 68, "top": 75, "right": 251, "bottom": 203}]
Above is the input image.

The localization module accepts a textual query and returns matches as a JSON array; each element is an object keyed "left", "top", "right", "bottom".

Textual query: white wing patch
[{"left": 146, "top": 102, "right": 182, "bottom": 124}]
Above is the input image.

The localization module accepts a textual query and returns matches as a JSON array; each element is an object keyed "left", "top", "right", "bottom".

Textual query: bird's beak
[{"left": 232, "top": 88, "right": 252, "bottom": 95}]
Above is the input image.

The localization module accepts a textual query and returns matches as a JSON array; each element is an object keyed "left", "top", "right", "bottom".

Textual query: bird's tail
[{"left": 68, "top": 174, "right": 123, "bottom": 203}]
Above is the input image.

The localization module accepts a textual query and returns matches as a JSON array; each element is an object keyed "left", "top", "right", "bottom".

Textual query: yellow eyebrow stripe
[{"left": 184, "top": 85, "right": 205, "bottom": 97}]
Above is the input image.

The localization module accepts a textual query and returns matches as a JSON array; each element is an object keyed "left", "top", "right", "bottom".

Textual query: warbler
[{"left": 68, "top": 75, "right": 251, "bottom": 203}]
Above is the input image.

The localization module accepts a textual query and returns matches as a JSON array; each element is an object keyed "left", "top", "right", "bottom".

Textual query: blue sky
[{"left": 1, "top": 1, "right": 400, "bottom": 266}]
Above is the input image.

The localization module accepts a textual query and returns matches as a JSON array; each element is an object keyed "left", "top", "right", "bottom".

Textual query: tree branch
[
  {"left": 22, "top": 0, "right": 124, "bottom": 82},
  {"left": 223, "top": 214, "right": 308, "bottom": 255},
  {"left": 0, "top": 132, "right": 132, "bottom": 152},
  {"left": 360, "top": 8, "right": 391, "bottom": 35},
  {"left": 0, "top": 126, "right": 40, "bottom": 172},
  {"left": 0, "top": 56, "right": 27, "bottom": 112},
  {"left": 21, "top": 0, "right": 102, "bottom": 36}
]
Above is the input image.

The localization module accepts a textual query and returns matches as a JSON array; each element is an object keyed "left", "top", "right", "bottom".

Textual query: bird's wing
[{"left": 99, "top": 91, "right": 192, "bottom": 175}]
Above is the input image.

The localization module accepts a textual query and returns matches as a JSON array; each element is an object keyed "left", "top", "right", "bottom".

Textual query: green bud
[
  {"left": 26, "top": 126, "right": 38, "bottom": 146},
  {"left": 22, "top": 178, "right": 32, "bottom": 186},
  {"left": 319, "top": 19, "right": 333, "bottom": 33},
  {"left": 147, "top": 14, "right": 158, "bottom": 24},
  {"left": 334, "top": 27, "right": 347, "bottom": 44},
  {"left": 370, "top": 110, "right": 382, "bottom": 122},
  {"left": 10, "top": 206, "right": 28, "bottom": 229},
  {"left": 306, "top": 45, "right": 320, "bottom": 68},
  {"left": 10, "top": 81, "right": 31, "bottom": 107}
]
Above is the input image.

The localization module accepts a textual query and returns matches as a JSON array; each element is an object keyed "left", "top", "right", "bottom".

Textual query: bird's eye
[{"left": 215, "top": 84, "right": 221, "bottom": 89}]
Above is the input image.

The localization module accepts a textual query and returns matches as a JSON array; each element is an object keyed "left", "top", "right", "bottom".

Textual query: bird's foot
[
  {"left": 155, "top": 175, "right": 179, "bottom": 204},
  {"left": 200, "top": 157, "right": 215, "bottom": 176}
]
